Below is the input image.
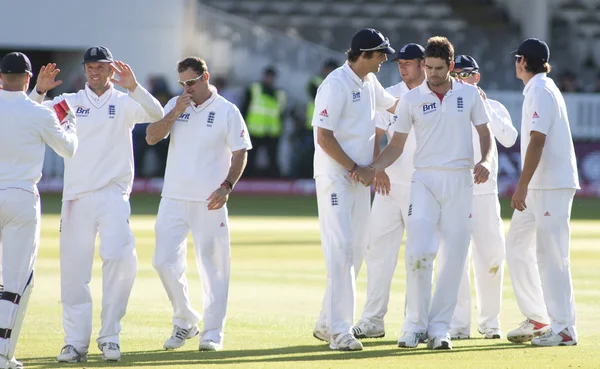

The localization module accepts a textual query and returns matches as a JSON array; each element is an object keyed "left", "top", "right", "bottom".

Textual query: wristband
[{"left": 221, "top": 180, "right": 233, "bottom": 191}]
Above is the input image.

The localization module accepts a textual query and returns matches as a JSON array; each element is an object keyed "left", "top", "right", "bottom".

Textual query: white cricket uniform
[
  {"left": 505, "top": 73, "right": 579, "bottom": 339},
  {"left": 449, "top": 98, "right": 518, "bottom": 333},
  {"left": 394, "top": 79, "right": 490, "bottom": 338},
  {"left": 0, "top": 90, "right": 77, "bottom": 358},
  {"left": 359, "top": 81, "right": 418, "bottom": 325},
  {"left": 30, "top": 83, "right": 164, "bottom": 353},
  {"left": 312, "top": 62, "right": 396, "bottom": 339},
  {"left": 152, "top": 92, "right": 252, "bottom": 345}
]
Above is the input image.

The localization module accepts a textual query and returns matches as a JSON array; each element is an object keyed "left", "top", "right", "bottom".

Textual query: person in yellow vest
[
  {"left": 241, "top": 66, "right": 286, "bottom": 178},
  {"left": 294, "top": 59, "right": 339, "bottom": 178}
]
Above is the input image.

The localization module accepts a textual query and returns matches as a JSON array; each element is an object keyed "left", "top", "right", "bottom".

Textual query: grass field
[{"left": 15, "top": 195, "right": 600, "bottom": 368}]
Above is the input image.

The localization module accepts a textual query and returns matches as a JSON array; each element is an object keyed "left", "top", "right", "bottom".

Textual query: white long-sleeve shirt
[
  {"left": 472, "top": 98, "right": 518, "bottom": 195},
  {"left": 0, "top": 90, "right": 77, "bottom": 193},
  {"left": 30, "top": 83, "right": 163, "bottom": 200}
]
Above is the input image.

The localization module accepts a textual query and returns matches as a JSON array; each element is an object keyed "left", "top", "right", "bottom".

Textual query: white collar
[
  {"left": 342, "top": 62, "right": 365, "bottom": 88},
  {"left": 523, "top": 73, "right": 546, "bottom": 96},
  {"left": 191, "top": 92, "right": 218, "bottom": 113},
  {"left": 0, "top": 90, "right": 27, "bottom": 100},
  {"left": 85, "top": 83, "right": 114, "bottom": 108}
]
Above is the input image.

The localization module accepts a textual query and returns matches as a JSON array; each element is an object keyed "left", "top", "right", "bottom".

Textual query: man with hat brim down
[
  {"left": 352, "top": 43, "right": 427, "bottom": 342},
  {"left": 445, "top": 55, "right": 518, "bottom": 340},
  {"left": 355, "top": 36, "right": 494, "bottom": 350},
  {"left": 29, "top": 46, "right": 165, "bottom": 362},
  {"left": 0, "top": 52, "right": 78, "bottom": 369},
  {"left": 311, "top": 28, "right": 399, "bottom": 351},
  {"left": 505, "top": 38, "right": 579, "bottom": 347}
]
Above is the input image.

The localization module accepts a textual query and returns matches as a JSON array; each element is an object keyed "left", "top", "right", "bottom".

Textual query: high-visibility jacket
[
  {"left": 246, "top": 83, "right": 286, "bottom": 138},
  {"left": 305, "top": 76, "right": 324, "bottom": 129}
]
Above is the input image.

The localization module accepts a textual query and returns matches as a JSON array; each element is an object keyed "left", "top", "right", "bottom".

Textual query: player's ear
[
  {"left": 204, "top": 71, "right": 210, "bottom": 82},
  {"left": 475, "top": 73, "right": 481, "bottom": 84},
  {"left": 448, "top": 60, "right": 455, "bottom": 72}
]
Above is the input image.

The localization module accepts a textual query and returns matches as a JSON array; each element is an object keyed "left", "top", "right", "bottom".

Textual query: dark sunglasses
[
  {"left": 450, "top": 70, "right": 477, "bottom": 79},
  {"left": 178, "top": 73, "right": 204, "bottom": 87},
  {"left": 515, "top": 55, "right": 523, "bottom": 62}
]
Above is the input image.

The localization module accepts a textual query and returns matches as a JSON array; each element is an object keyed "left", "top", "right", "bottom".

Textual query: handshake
[{"left": 349, "top": 164, "right": 377, "bottom": 186}]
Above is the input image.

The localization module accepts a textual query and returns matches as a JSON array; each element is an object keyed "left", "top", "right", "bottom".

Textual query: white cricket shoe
[
  {"left": 449, "top": 328, "right": 470, "bottom": 340},
  {"left": 0, "top": 355, "right": 23, "bottom": 369},
  {"left": 531, "top": 329, "right": 577, "bottom": 347},
  {"left": 199, "top": 339, "right": 222, "bottom": 351},
  {"left": 397, "top": 331, "right": 422, "bottom": 348},
  {"left": 313, "top": 324, "right": 330, "bottom": 342},
  {"left": 56, "top": 345, "right": 88, "bottom": 363},
  {"left": 163, "top": 325, "right": 200, "bottom": 349},
  {"left": 352, "top": 319, "right": 385, "bottom": 339},
  {"left": 99, "top": 342, "right": 121, "bottom": 362},
  {"left": 427, "top": 334, "right": 452, "bottom": 350},
  {"left": 507, "top": 319, "right": 549, "bottom": 343},
  {"left": 329, "top": 333, "right": 363, "bottom": 351},
  {"left": 479, "top": 328, "right": 502, "bottom": 339}
]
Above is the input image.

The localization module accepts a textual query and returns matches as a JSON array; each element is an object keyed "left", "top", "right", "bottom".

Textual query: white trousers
[
  {"left": 0, "top": 188, "right": 39, "bottom": 357},
  {"left": 360, "top": 183, "right": 410, "bottom": 325},
  {"left": 314, "top": 175, "right": 370, "bottom": 337},
  {"left": 60, "top": 184, "right": 137, "bottom": 353},
  {"left": 450, "top": 194, "right": 505, "bottom": 332},
  {"left": 402, "top": 169, "right": 473, "bottom": 338},
  {"left": 153, "top": 198, "right": 230, "bottom": 344},
  {"left": 506, "top": 189, "right": 577, "bottom": 339}
]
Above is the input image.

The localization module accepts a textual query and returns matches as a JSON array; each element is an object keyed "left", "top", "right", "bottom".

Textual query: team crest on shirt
[
  {"left": 176, "top": 113, "right": 190, "bottom": 122},
  {"left": 108, "top": 104, "right": 116, "bottom": 119},
  {"left": 74, "top": 105, "right": 90, "bottom": 117},
  {"left": 207, "top": 111, "right": 216, "bottom": 127},
  {"left": 457, "top": 97, "right": 464, "bottom": 112},
  {"left": 419, "top": 102, "right": 437, "bottom": 115},
  {"left": 352, "top": 91, "right": 361, "bottom": 102}
]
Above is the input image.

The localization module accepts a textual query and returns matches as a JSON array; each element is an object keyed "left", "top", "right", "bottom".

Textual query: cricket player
[
  {"left": 29, "top": 46, "right": 164, "bottom": 362},
  {"left": 312, "top": 28, "right": 398, "bottom": 351},
  {"left": 147, "top": 57, "right": 252, "bottom": 352},
  {"left": 358, "top": 37, "right": 493, "bottom": 350},
  {"left": 505, "top": 38, "right": 579, "bottom": 346},
  {"left": 352, "top": 43, "right": 425, "bottom": 340},
  {"left": 446, "top": 55, "right": 518, "bottom": 340},
  {"left": 0, "top": 52, "right": 78, "bottom": 369}
]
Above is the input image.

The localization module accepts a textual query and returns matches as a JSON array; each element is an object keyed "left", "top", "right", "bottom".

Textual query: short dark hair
[
  {"left": 345, "top": 49, "right": 376, "bottom": 63},
  {"left": 424, "top": 36, "right": 454, "bottom": 66},
  {"left": 524, "top": 56, "right": 552, "bottom": 74},
  {"left": 177, "top": 57, "right": 207, "bottom": 75}
]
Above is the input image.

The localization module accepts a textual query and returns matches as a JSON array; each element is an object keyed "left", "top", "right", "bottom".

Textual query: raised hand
[
  {"left": 110, "top": 60, "right": 138, "bottom": 92},
  {"left": 174, "top": 94, "right": 192, "bottom": 116},
  {"left": 36, "top": 63, "right": 63, "bottom": 94}
]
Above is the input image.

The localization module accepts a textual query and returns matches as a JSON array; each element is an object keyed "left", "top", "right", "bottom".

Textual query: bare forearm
[
  {"left": 372, "top": 144, "right": 403, "bottom": 172},
  {"left": 318, "top": 135, "right": 356, "bottom": 171},
  {"left": 146, "top": 109, "right": 178, "bottom": 145},
  {"left": 479, "top": 131, "right": 493, "bottom": 163},
  {"left": 226, "top": 151, "right": 248, "bottom": 185},
  {"left": 373, "top": 133, "right": 382, "bottom": 161},
  {"left": 518, "top": 139, "right": 545, "bottom": 187}
]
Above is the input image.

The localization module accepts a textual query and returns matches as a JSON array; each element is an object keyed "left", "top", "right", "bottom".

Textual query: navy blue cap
[
  {"left": 454, "top": 55, "right": 479, "bottom": 70},
  {"left": 351, "top": 28, "right": 395, "bottom": 55},
  {"left": 512, "top": 38, "right": 550, "bottom": 63},
  {"left": 0, "top": 52, "right": 32, "bottom": 74},
  {"left": 83, "top": 46, "right": 114, "bottom": 64},
  {"left": 391, "top": 43, "right": 424, "bottom": 61}
]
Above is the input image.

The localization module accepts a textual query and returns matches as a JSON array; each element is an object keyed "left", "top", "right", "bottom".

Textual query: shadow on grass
[{"left": 23, "top": 342, "right": 538, "bottom": 368}]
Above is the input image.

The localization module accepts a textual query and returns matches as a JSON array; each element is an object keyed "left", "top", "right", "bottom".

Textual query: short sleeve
[
  {"left": 392, "top": 96, "right": 412, "bottom": 134},
  {"left": 311, "top": 79, "right": 345, "bottom": 131},
  {"left": 374, "top": 111, "right": 392, "bottom": 130},
  {"left": 373, "top": 76, "right": 397, "bottom": 111},
  {"left": 470, "top": 90, "right": 490, "bottom": 126},
  {"left": 528, "top": 89, "right": 555, "bottom": 135},
  {"left": 227, "top": 105, "right": 253, "bottom": 152}
]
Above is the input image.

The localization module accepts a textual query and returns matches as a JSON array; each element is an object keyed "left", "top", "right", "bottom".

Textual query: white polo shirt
[
  {"left": 161, "top": 92, "right": 252, "bottom": 202},
  {"left": 472, "top": 98, "right": 518, "bottom": 195},
  {"left": 30, "top": 83, "right": 164, "bottom": 200},
  {"left": 374, "top": 81, "right": 416, "bottom": 186},
  {"left": 312, "top": 62, "right": 396, "bottom": 177},
  {"left": 394, "top": 79, "right": 489, "bottom": 170},
  {"left": 0, "top": 90, "right": 77, "bottom": 193},
  {"left": 521, "top": 73, "right": 579, "bottom": 190}
]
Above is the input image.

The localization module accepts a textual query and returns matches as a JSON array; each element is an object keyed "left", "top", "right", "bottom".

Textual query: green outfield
[{"left": 16, "top": 195, "right": 600, "bottom": 368}]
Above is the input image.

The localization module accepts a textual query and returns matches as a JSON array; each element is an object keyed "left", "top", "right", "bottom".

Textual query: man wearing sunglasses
[
  {"left": 446, "top": 55, "right": 518, "bottom": 341},
  {"left": 352, "top": 43, "right": 425, "bottom": 341},
  {"left": 30, "top": 46, "right": 164, "bottom": 363},
  {"left": 505, "top": 38, "right": 579, "bottom": 347},
  {"left": 146, "top": 57, "right": 252, "bottom": 352},
  {"left": 312, "top": 27, "right": 398, "bottom": 351}
]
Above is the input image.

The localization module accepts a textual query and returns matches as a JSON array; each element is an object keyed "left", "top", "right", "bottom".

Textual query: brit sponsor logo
[
  {"left": 352, "top": 91, "right": 361, "bottom": 102},
  {"left": 177, "top": 112, "right": 190, "bottom": 122},
  {"left": 419, "top": 102, "right": 437, "bottom": 115},
  {"left": 75, "top": 105, "right": 90, "bottom": 117}
]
